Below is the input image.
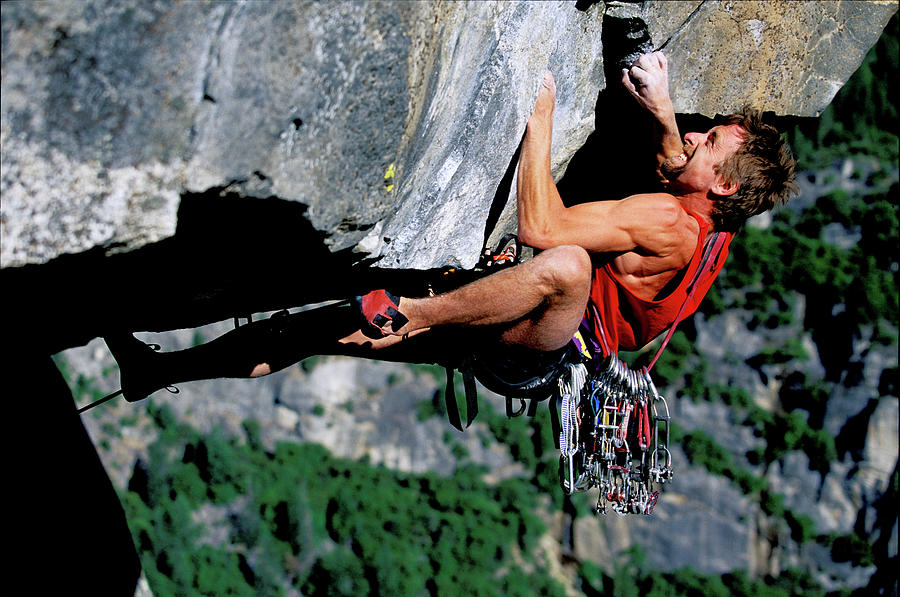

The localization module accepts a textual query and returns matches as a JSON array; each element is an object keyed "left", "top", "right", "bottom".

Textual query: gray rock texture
[{"left": 2, "top": 0, "right": 896, "bottom": 270}]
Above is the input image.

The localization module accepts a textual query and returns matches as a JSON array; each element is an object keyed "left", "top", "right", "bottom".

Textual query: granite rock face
[
  {"left": 640, "top": 0, "right": 898, "bottom": 117},
  {"left": 2, "top": 0, "right": 896, "bottom": 271}
]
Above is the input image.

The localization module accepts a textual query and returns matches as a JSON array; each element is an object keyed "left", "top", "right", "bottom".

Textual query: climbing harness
[{"left": 552, "top": 231, "right": 730, "bottom": 516}]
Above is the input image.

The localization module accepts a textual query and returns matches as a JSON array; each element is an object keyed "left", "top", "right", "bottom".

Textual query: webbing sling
[
  {"left": 648, "top": 230, "right": 730, "bottom": 370},
  {"left": 444, "top": 361, "right": 480, "bottom": 432}
]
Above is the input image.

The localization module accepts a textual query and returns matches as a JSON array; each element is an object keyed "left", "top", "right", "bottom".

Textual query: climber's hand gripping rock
[{"left": 621, "top": 51, "right": 687, "bottom": 182}]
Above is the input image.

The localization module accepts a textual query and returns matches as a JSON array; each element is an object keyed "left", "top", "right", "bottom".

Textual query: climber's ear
[{"left": 711, "top": 176, "right": 738, "bottom": 197}]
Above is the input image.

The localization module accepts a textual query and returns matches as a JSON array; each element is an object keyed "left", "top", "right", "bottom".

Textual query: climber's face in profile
[{"left": 665, "top": 123, "right": 745, "bottom": 197}]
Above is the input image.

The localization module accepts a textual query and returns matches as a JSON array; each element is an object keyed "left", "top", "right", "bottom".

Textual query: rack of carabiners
[{"left": 557, "top": 354, "right": 673, "bottom": 516}]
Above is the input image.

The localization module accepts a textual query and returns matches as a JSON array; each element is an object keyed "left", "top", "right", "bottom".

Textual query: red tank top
[{"left": 580, "top": 206, "right": 731, "bottom": 356}]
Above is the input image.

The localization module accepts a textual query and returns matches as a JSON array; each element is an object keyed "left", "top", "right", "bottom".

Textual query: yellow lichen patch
[{"left": 384, "top": 162, "right": 396, "bottom": 192}]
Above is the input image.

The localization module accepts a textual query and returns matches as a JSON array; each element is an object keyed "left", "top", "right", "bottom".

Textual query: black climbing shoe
[{"left": 104, "top": 334, "right": 179, "bottom": 403}]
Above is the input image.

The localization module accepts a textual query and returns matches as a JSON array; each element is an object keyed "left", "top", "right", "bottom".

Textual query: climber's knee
[
  {"left": 533, "top": 245, "right": 592, "bottom": 303},
  {"left": 249, "top": 362, "right": 272, "bottom": 377}
]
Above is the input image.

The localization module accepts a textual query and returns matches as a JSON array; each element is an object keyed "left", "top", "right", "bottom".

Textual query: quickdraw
[{"left": 556, "top": 354, "right": 672, "bottom": 516}]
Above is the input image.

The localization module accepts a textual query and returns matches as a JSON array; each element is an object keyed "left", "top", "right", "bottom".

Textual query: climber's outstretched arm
[{"left": 621, "top": 51, "right": 685, "bottom": 182}]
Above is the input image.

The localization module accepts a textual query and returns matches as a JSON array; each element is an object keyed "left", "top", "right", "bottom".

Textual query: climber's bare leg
[{"left": 377, "top": 244, "right": 591, "bottom": 352}]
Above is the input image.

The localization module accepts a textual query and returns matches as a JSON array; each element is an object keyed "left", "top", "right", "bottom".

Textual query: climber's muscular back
[{"left": 606, "top": 193, "right": 704, "bottom": 301}]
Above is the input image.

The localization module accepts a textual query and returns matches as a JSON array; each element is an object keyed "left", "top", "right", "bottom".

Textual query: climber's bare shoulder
[{"left": 561, "top": 192, "right": 698, "bottom": 263}]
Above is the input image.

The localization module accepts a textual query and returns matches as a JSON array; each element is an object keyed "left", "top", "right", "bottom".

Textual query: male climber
[{"left": 104, "top": 52, "right": 795, "bottom": 403}]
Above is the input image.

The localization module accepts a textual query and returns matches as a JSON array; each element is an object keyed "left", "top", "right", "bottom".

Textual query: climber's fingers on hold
[
  {"left": 621, "top": 68, "right": 638, "bottom": 95},
  {"left": 655, "top": 51, "right": 668, "bottom": 71},
  {"left": 632, "top": 53, "right": 654, "bottom": 71},
  {"left": 631, "top": 52, "right": 667, "bottom": 80},
  {"left": 626, "top": 64, "right": 651, "bottom": 87},
  {"left": 542, "top": 69, "right": 556, "bottom": 96},
  {"left": 637, "top": 51, "right": 666, "bottom": 72}
]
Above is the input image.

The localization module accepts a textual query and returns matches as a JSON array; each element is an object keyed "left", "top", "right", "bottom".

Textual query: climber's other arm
[{"left": 621, "top": 51, "right": 684, "bottom": 183}]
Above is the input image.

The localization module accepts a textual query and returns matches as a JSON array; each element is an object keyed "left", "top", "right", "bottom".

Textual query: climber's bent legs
[
  {"left": 383, "top": 244, "right": 592, "bottom": 352},
  {"left": 240, "top": 244, "right": 592, "bottom": 373}
]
